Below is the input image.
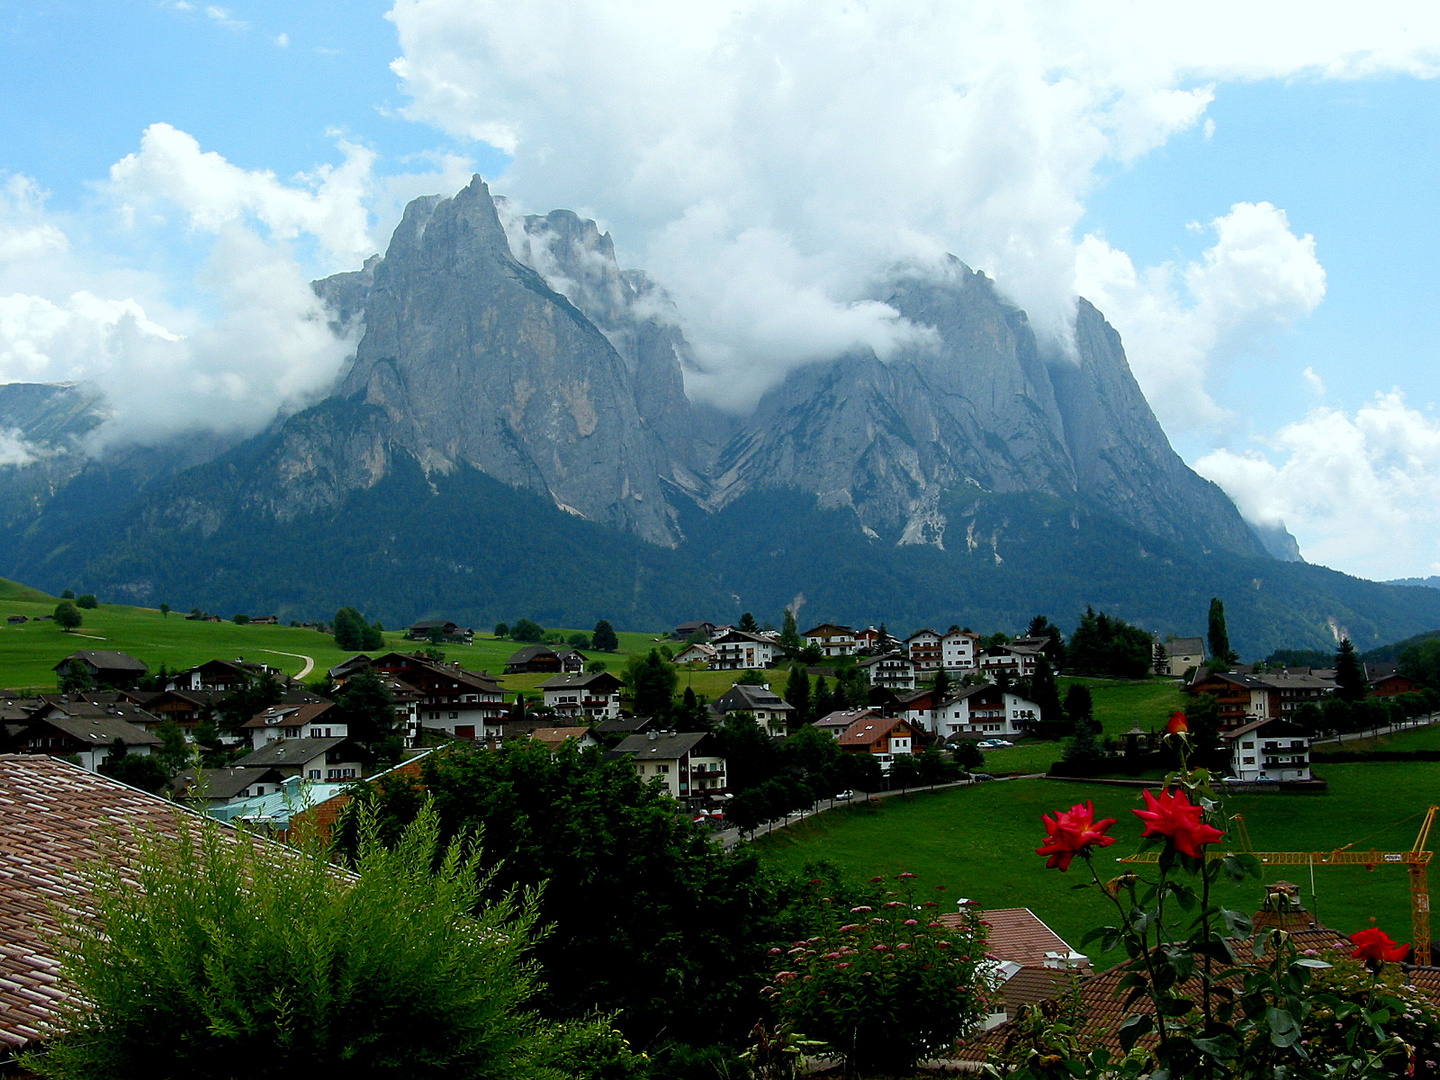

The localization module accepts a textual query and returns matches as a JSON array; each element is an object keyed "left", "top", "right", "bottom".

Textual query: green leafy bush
[
  {"left": 32, "top": 805, "right": 635, "bottom": 1080},
  {"left": 762, "top": 875, "right": 990, "bottom": 1076}
]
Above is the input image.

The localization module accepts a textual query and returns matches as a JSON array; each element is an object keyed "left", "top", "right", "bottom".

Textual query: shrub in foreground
[{"left": 31, "top": 806, "right": 638, "bottom": 1080}]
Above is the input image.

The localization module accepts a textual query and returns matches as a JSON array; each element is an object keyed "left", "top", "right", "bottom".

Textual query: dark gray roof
[
  {"left": 715, "top": 683, "right": 792, "bottom": 712},
  {"left": 506, "top": 645, "right": 558, "bottom": 664},
  {"left": 27, "top": 711, "right": 161, "bottom": 747},
  {"left": 613, "top": 731, "right": 714, "bottom": 759},
  {"left": 537, "top": 671, "right": 621, "bottom": 691},
  {"left": 232, "top": 737, "right": 353, "bottom": 768},
  {"left": 53, "top": 650, "right": 148, "bottom": 673},
  {"left": 169, "top": 766, "right": 283, "bottom": 800}
]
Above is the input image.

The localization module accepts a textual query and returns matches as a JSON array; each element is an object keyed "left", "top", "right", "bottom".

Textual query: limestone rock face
[
  {"left": 0, "top": 174, "right": 1273, "bottom": 599},
  {"left": 320, "top": 177, "right": 683, "bottom": 545},
  {"left": 708, "top": 263, "right": 1265, "bottom": 556}
]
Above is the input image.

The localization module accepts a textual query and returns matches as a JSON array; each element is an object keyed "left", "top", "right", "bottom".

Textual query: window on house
[
  {"left": 308, "top": 769, "right": 320, "bottom": 779},
  {"left": 657, "top": 764, "right": 669, "bottom": 773}
]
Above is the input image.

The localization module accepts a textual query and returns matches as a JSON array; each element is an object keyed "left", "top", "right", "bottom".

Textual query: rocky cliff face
[
  {"left": 704, "top": 261, "right": 1265, "bottom": 556},
  {"left": 216, "top": 176, "right": 1267, "bottom": 559},
  {"left": 0, "top": 174, "right": 1274, "bottom": 609},
  {"left": 305, "top": 177, "right": 685, "bottom": 545}
]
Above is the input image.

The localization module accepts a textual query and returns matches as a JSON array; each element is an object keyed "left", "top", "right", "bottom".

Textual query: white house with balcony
[{"left": 1221, "top": 718, "right": 1311, "bottom": 782}]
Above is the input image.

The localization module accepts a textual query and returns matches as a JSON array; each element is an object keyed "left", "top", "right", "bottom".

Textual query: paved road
[
  {"left": 261, "top": 649, "right": 316, "bottom": 680},
  {"left": 714, "top": 778, "right": 998, "bottom": 850},
  {"left": 1311, "top": 713, "right": 1437, "bottom": 746}
]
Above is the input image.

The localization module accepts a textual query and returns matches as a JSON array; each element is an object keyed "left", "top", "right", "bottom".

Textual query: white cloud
[
  {"left": 0, "top": 130, "right": 481, "bottom": 451},
  {"left": 0, "top": 174, "right": 68, "bottom": 263},
  {"left": 1076, "top": 202, "right": 1326, "bottom": 433},
  {"left": 1196, "top": 390, "right": 1440, "bottom": 580},
  {"left": 204, "top": 6, "right": 248, "bottom": 31},
  {"left": 276, "top": 32, "right": 290, "bottom": 48},
  {"left": 0, "top": 427, "right": 44, "bottom": 467},
  {"left": 108, "top": 123, "right": 378, "bottom": 270},
  {"left": 384, "top": 0, "right": 1440, "bottom": 406}
]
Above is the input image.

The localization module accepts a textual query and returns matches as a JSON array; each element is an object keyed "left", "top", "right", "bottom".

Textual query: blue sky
[{"left": 1, "top": 1, "right": 1438, "bottom": 584}]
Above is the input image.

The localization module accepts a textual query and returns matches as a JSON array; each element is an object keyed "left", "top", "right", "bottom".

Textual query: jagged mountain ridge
[
  {"left": 294, "top": 175, "right": 1262, "bottom": 556},
  {"left": 9, "top": 175, "right": 1416, "bottom": 651}
]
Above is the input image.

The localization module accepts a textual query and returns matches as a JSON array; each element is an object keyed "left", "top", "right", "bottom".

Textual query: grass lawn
[
  {"left": 975, "top": 740, "right": 1063, "bottom": 774},
  {"left": 752, "top": 763, "right": 1437, "bottom": 966},
  {"left": 1059, "top": 676, "right": 1189, "bottom": 737}
]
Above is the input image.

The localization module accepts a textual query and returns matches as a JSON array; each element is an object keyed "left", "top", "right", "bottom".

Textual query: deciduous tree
[
  {"left": 54, "top": 600, "right": 82, "bottom": 631},
  {"left": 590, "top": 619, "right": 619, "bottom": 653}
]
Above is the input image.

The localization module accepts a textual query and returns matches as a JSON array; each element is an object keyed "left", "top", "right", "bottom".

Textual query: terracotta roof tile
[{"left": 0, "top": 754, "right": 210, "bottom": 1051}]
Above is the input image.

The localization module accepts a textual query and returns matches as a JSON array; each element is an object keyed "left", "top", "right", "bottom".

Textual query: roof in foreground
[{"left": 0, "top": 755, "right": 205, "bottom": 1050}]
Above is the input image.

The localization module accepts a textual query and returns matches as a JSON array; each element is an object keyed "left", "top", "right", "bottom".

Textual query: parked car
[{"left": 977, "top": 739, "right": 1013, "bottom": 749}]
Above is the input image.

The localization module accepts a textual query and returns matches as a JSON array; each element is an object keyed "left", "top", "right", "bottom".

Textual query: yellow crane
[{"left": 1119, "top": 805, "right": 1438, "bottom": 965}]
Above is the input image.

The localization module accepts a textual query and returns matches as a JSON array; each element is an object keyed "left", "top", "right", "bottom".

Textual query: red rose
[
  {"left": 1166, "top": 711, "right": 1189, "bottom": 734},
  {"left": 1036, "top": 800, "right": 1117, "bottom": 871},
  {"left": 1132, "top": 787, "right": 1224, "bottom": 859},
  {"left": 1350, "top": 928, "right": 1410, "bottom": 967}
]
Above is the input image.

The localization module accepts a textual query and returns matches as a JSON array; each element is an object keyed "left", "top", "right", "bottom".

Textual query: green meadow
[
  {"left": 752, "top": 762, "right": 1438, "bottom": 966},
  {"left": 0, "top": 578, "right": 662, "bottom": 692}
]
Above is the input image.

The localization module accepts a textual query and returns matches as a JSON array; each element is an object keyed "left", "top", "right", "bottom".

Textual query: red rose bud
[{"left": 1166, "top": 711, "right": 1189, "bottom": 735}]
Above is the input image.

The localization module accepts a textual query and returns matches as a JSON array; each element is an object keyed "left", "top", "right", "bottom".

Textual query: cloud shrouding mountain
[
  {"left": 0, "top": 125, "right": 476, "bottom": 451},
  {"left": 387, "top": 0, "right": 1438, "bottom": 416}
]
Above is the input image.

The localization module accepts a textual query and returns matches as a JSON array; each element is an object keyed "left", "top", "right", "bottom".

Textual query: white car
[{"left": 976, "top": 739, "right": 1013, "bottom": 749}]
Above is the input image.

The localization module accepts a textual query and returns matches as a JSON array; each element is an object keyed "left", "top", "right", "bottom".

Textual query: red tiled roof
[
  {"left": 0, "top": 754, "right": 210, "bottom": 1050},
  {"left": 942, "top": 907, "right": 1085, "bottom": 969}
]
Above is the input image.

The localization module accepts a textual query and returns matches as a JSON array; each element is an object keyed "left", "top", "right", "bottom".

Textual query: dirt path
[{"left": 261, "top": 649, "right": 315, "bottom": 680}]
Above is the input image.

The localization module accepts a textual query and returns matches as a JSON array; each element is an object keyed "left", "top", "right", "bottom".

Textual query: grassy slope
[
  {"left": 0, "top": 582, "right": 669, "bottom": 692},
  {"left": 753, "top": 763, "right": 1433, "bottom": 966}
]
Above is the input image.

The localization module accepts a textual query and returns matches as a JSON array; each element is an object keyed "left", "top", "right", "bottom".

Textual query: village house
[
  {"left": 1188, "top": 669, "right": 1335, "bottom": 729},
  {"left": 166, "top": 658, "right": 286, "bottom": 693},
  {"left": 503, "top": 645, "right": 587, "bottom": 675},
  {"left": 404, "top": 619, "right": 474, "bottom": 644},
  {"left": 12, "top": 707, "right": 162, "bottom": 771},
  {"left": 813, "top": 707, "right": 881, "bottom": 739},
  {"left": 168, "top": 765, "right": 288, "bottom": 805},
  {"left": 1366, "top": 662, "right": 1418, "bottom": 697},
  {"left": 242, "top": 700, "right": 345, "bottom": 750},
  {"left": 530, "top": 726, "right": 600, "bottom": 752},
  {"left": 858, "top": 651, "right": 917, "bottom": 691},
  {"left": 930, "top": 684, "right": 1041, "bottom": 740},
  {"left": 803, "top": 623, "right": 857, "bottom": 657},
  {"left": 537, "top": 671, "right": 623, "bottom": 720},
  {"left": 53, "top": 649, "right": 149, "bottom": 690},
  {"left": 1160, "top": 636, "right": 1206, "bottom": 677},
  {"left": 838, "top": 714, "right": 919, "bottom": 766},
  {"left": 978, "top": 643, "right": 1043, "bottom": 681},
  {"left": 941, "top": 629, "right": 980, "bottom": 671},
  {"left": 365, "top": 652, "right": 509, "bottom": 741},
  {"left": 938, "top": 906, "right": 1089, "bottom": 1029},
  {"left": 709, "top": 629, "right": 785, "bottom": 670},
  {"left": 905, "top": 629, "right": 943, "bottom": 671},
  {"left": 123, "top": 687, "right": 219, "bottom": 733},
  {"left": 672, "top": 620, "right": 718, "bottom": 641},
  {"left": 672, "top": 641, "right": 718, "bottom": 666},
  {"left": 1221, "top": 717, "right": 1313, "bottom": 782},
  {"left": 712, "top": 682, "right": 796, "bottom": 736},
  {"left": 611, "top": 730, "right": 727, "bottom": 806},
  {"left": 230, "top": 736, "right": 366, "bottom": 783}
]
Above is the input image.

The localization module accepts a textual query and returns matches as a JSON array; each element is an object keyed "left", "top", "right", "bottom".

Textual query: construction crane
[{"left": 1119, "top": 805, "right": 1438, "bottom": 965}]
